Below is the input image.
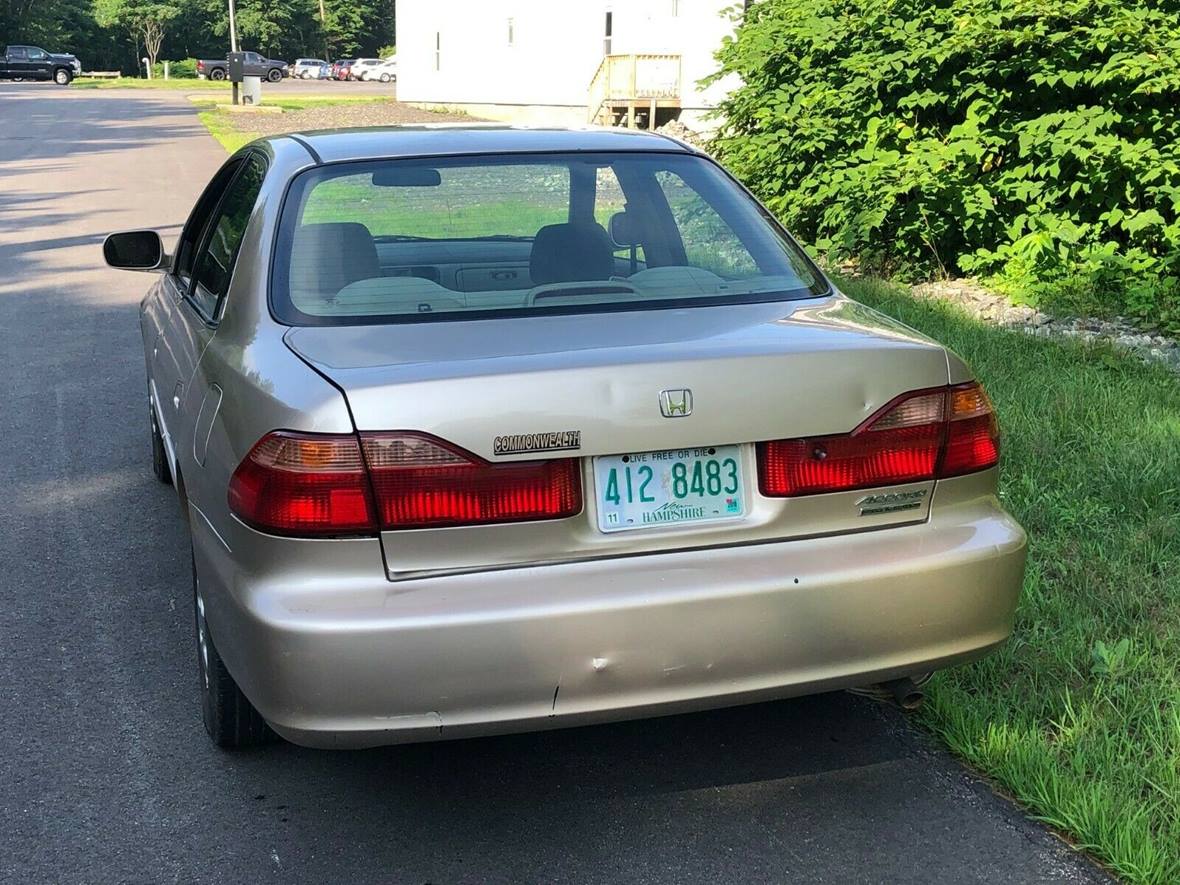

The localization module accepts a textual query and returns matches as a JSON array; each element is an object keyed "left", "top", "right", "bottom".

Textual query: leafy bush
[
  {"left": 168, "top": 57, "right": 197, "bottom": 78},
  {"left": 150, "top": 58, "right": 197, "bottom": 79},
  {"left": 710, "top": 0, "right": 1180, "bottom": 331}
]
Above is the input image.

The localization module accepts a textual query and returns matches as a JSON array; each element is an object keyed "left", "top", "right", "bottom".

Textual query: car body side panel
[
  {"left": 182, "top": 137, "right": 356, "bottom": 549},
  {"left": 151, "top": 276, "right": 215, "bottom": 479}
]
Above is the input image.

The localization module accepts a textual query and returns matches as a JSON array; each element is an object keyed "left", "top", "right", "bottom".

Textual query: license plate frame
[{"left": 592, "top": 445, "right": 746, "bottom": 533}]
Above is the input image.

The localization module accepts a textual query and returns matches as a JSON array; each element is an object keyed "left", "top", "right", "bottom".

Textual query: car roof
[{"left": 273, "top": 124, "right": 698, "bottom": 164}]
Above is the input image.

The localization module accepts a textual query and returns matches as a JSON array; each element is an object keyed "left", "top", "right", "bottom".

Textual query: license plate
[{"left": 593, "top": 445, "right": 745, "bottom": 532}]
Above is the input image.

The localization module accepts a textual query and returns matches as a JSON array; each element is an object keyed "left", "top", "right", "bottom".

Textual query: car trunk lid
[{"left": 283, "top": 295, "right": 951, "bottom": 578}]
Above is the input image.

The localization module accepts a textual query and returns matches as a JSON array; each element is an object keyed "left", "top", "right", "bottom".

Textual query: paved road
[{"left": 0, "top": 85, "right": 1108, "bottom": 884}]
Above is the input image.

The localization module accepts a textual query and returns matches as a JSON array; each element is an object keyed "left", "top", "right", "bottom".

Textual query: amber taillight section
[
  {"left": 939, "top": 382, "right": 1001, "bottom": 476},
  {"left": 227, "top": 431, "right": 377, "bottom": 536},
  {"left": 757, "top": 382, "right": 999, "bottom": 497},
  {"left": 229, "top": 431, "right": 581, "bottom": 536}
]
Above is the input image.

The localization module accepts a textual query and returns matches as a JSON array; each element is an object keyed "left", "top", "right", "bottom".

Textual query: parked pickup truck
[
  {"left": 196, "top": 52, "right": 287, "bottom": 82},
  {"left": 0, "top": 45, "right": 81, "bottom": 84}
]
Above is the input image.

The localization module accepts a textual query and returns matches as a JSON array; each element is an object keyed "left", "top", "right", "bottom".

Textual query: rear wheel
[
  {"left": 266, "top": 67, "right": 282, "bottom": 83},
  {"left": 193, "top": 554, "right": 275, "bottom": 748},
  {"left": 379, "top": 73, "right": 391, "bottom": 83},
  {"left": 53, "top": 68, "right": 71, "bottom": 85},
  {"left": 209, "top": 67, "right": 226, "bottom": 81}
]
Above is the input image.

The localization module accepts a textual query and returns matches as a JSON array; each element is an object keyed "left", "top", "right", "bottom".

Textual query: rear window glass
[{"left": 272, "top": 151, "right": 826, "bottom": 325}]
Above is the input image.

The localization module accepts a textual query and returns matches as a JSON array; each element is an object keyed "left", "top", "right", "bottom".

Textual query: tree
[
  {"left": 324, "top": 0, "right": 393, "bottom": 58},
  {"left": 95, "top": 0, "right": 180, "bottom": 69}
]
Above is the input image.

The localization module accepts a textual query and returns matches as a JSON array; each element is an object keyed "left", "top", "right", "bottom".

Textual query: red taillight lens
[
  {"left": 228, "top": 432, "right": 377, "bottom": 536},
  {"left": 228, "top": 431, "right": 582, "bottom": 536},
  {"left": 757, "top": 382, "right": 999, "bottom": 497},
  {"left": 758, "top": 389, "right": 945, "bottom": 496},
  {"left": 361, "top": 433, "right": 582, "bottom": 529},
  {"left": 940, "top": 383, "right": 1000, "bottom": 476}
]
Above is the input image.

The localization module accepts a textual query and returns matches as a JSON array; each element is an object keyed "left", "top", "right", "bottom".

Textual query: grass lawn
[
  {"left": 73, "top": 76, "right": 228, "bottom": 90},
  {"left": 842, "top": 275, "right": 1180, "bottom": 884}
]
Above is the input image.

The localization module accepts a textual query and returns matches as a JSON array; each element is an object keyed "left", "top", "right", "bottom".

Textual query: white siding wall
[{"left": 397, "top": 0, "right": 739, "bottom": 125}]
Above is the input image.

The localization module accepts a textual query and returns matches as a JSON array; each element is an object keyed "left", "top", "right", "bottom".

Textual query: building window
[
  {"left": 507, "top": 17, "right": 514, "bottom": 46},
  {"left": 603, "top": 11, "right": 612, "bottom": 55},
  {"left": 434, "top": 31, "right": 440, "bottom": 71}
]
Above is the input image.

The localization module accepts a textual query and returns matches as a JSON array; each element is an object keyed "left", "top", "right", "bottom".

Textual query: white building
[{"left": 395, "top": 0, "right": 744, "bottom": 130}]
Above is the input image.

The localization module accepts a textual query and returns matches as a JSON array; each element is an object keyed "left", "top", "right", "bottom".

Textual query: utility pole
[
  {"left": 228, "top": 0, "right": 239, "bottom": 52},
  {"left": 319, "top": 0, "right": 329, "bottom": 61},
  {"left": 228, "top": 0, "right": 239, "bottom": 105}
]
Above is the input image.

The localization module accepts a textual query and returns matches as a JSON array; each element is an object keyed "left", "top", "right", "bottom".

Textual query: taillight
[
  {"left": 757, "top": 382, "right": 999, "bottom": 497},
  {"left": 228, "top": 432, "right": 376, "bottom": 536},
  {"left": 228, "top": 431, "right": 581, "bottom": 537},
  {"left": 361, "top": 432, "right": 581, "bottom": 529},
  {"left": 940, "top": 383, "right": 1000, "bottom": 476}
]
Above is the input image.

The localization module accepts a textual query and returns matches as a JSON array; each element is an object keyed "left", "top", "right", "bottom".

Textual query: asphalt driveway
[{"left": 0, "top": 84, "right": 1109, "bottom": 884}]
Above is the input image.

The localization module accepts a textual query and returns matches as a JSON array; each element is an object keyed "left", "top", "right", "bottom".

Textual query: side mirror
[{"left": 103, "top": 230, "right": 168, "bottom": 272}]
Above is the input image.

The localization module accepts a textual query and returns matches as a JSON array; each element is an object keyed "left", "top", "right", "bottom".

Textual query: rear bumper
[{"left": 193, "top": 494, "right": 1026, "bottom": 749}]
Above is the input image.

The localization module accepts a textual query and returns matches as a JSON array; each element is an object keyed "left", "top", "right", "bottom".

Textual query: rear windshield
[{"left": 271, "top": 151, "right": 827, "bottom": 325}]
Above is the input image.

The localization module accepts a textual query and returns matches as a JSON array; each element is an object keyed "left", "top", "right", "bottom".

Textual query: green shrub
[
  {"left": 710, "top": 0, "right": 1180, "bottom": 331},
  {"left": 149, "top": 58, "right": 198, "bottom": 79}
]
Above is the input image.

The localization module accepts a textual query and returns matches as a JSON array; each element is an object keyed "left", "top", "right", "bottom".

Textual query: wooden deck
[{"left": 588, "top": 53, "right": 681, "bottom": 129}]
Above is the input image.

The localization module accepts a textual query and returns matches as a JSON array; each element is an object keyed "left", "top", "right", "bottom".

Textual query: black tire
[
  {"left": 149, "top": 401, "right": 172, "bottom": 485},
  {"left": 266, "top": 67, "right": 282, "bottom": 83},
  {"left": 379, "top": 73, "right": 391, "bottom": 83},
  {"left": 53, "top": 68, "right": 71, "bottom": 86},
  {"left": 193, "top": 554, "right": 275, "bottom": 748},
  {"left": 209, "top": 67, "right": 226, "bottom": 81}
]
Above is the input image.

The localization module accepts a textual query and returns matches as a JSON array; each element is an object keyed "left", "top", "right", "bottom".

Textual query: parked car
[
  {"left": 0, "top": 44, "right": 81, "bottom": 84},
  {"left": 331, "top": 58, "right": 356, "bottom": 80},
  {"left": 292, "top": 58, "right": 329, "bottom": 79},
  {"left": 365, "top": 57, "right": 397, "bottom": 82},
  {"left": 349, "top": 58, "right": 383, "bottom": 80},
  {"left": 102, "top": 126, "right": 1026, "bottom": 750},
  {"left": 196, "top": 51, "right": 287, "bottom": 82}
]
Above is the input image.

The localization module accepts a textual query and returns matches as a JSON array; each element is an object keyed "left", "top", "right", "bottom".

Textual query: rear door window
[
  {"left": 187, "top": 154, "right": 266, "bottom": 320},
  {"left": 175, "top": 158, "right": 243, "bottom": 287}
]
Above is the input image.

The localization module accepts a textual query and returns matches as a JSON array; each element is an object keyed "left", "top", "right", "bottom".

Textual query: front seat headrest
[
  {"left": 529, "top": 221, "right": 615, "bottom": 285},
  {"left": 291, "top": 222, "right": 380, "bottom": 301}
]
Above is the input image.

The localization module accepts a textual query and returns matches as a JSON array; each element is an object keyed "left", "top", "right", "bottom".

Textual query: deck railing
[{"left": 588, "top": 54, "right": 681, "bottom": 125}]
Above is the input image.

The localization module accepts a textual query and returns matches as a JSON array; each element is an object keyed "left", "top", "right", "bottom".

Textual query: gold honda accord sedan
[{"left": 103, "top": 126, "right": 1026, "bottom": 749}]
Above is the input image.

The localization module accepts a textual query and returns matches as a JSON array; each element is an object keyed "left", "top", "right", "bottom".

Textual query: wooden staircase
[{"left": 588, "top": 54, "right": 682, "bottom": 129}]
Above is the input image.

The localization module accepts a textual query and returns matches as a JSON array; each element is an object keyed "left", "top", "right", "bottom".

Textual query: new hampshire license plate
[{"left": 593, "top": 445, "right": 745, "bottom": 532}]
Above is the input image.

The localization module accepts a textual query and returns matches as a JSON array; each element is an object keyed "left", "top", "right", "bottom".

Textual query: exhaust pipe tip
[{"left": 882, "top": 676, "right": 925, "bottom": 711}]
